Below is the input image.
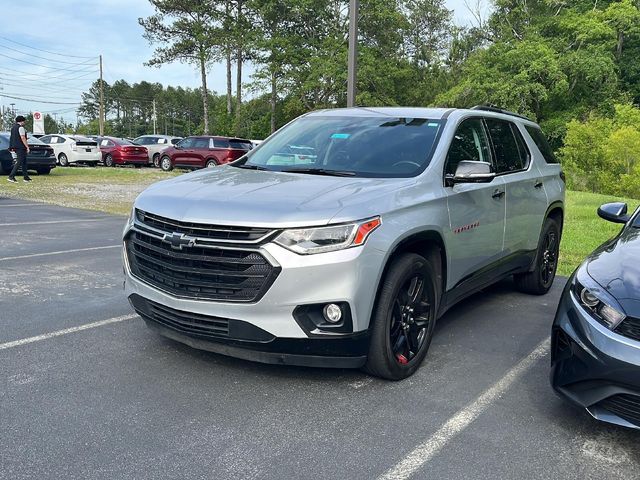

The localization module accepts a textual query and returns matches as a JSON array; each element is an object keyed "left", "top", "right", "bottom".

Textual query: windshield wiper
[
  {"left": 281, "top": 168, "right": 356, "bottom": 177},
  {"left": 234, "top": 164, "right": 269, "bottom": 171}
]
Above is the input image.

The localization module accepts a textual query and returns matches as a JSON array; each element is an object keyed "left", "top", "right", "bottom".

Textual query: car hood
[
  {"left": 135, "top": 165, "right": 413, "bottom": 227},
  {"left": 587, "top": 226, "right": 640, "bottom": 312}
]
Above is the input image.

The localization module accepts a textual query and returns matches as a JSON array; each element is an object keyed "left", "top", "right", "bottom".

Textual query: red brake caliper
[{"left": 396, "top": 354, "right": 408, "bottom": 365}]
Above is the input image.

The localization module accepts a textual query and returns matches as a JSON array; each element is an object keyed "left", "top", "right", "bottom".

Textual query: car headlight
[
  {"left": 123, "top": 207, "right": 136, "bottom": 236},
  {"left": 573, "top": 267, "right": 626, "bottom": 330},
  {"left": 274, "top": 217, "right": 381, "bottom": 255}
]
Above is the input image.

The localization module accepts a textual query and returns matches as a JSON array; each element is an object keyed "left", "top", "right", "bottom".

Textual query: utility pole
[
  {"left": 347, "top": 0, "right": 359, "bottom": 107},
  {"left": 99, "top": 54, "right": 104, "bottom": 136},
  {"left": 152, "top": 99, "right": 157, "bottom": 135}
]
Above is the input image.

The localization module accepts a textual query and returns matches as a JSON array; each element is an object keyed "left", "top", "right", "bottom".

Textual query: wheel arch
[{"left": 546, "top": 201, "right": 564, "bottom": 234}]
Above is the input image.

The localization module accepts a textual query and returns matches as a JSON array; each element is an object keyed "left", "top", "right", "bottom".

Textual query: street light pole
[{"left": 347, "top": 0, "right": 359, "bottom": 107}]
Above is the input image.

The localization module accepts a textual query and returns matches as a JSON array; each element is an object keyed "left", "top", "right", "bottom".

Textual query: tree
[{"left": 139, "top": 0, "right": 221, "bottom": 134}]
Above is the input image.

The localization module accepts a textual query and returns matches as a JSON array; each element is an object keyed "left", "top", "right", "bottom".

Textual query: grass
[{"left": 1, "top": 166, "right": 636, "bottom": 276}]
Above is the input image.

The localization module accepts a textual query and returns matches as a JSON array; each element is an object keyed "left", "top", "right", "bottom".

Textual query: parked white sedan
[
  {"left": 39, "top": 134, "right": 101, "bottom": 166},
  {"left": 133, "top": 135, "right": 182, "bottom": 167}
]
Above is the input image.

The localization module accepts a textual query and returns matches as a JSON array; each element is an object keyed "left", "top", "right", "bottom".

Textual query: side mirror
[
  {"left": 447, "top": 160, "right": 496, "bottom": 186},
  {"left": 598, "top": 202, "right": 630, "bottom": 224}
]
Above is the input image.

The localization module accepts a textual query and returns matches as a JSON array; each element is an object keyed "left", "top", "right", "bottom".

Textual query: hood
[
  {"left": 135, "top": 165, "right": 412, "bottom": 227},
  {"left": 587, "top": 226, "right": 640, "bottom": 310}
]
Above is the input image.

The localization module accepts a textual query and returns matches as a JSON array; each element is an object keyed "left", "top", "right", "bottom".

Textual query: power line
[
  {"left": 0, "top": 65, "right": 98, "bottom": 81},
  {"left": 0, "top": 93, "right": 81, "bottom": 105},
  {"left": 0, "top": 52, "right": 97, "bottom": 72},
  {"left": 0, "top": 43, "right": 99, "bottom": 66},
  {"left": 2, "top": 91, "right": 82, "bottom": 102},
  {"left": 0, "top": 35, "right": 96, "bottom": 59}
]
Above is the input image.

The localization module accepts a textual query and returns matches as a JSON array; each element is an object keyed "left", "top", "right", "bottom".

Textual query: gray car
[
  {"left": 133, "top": 135, "right": 182, "bottom": 166},
  {"left": 123, "top": 106, "right": 565, "bottom": 380}
]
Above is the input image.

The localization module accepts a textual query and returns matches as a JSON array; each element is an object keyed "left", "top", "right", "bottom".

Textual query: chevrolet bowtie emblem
[{"left": 162, "top": 232, "right": 196, "bottom": 250}]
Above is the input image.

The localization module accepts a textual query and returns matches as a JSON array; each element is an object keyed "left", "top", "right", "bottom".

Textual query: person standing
[{"left": 8, "top": 115, "right": 31, "bottom": 183}]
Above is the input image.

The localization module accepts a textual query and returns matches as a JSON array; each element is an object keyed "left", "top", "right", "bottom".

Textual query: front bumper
[
  {"left": 551, "top": 278, "right": 640, "bottom": 429},
  {"left": 124, "top": 233, "right": 385, "bottom": 368}
]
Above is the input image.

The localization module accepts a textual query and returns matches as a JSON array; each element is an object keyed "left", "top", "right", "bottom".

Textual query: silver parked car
[
  {"left": 123, "top": 106, "right": 565, "bottom": 380},
  {"left": 39, "top": 134, "right": 101, "bottom": 166},
  {"left": 133, "top": 135, "right": 182, "bottom": 167}
]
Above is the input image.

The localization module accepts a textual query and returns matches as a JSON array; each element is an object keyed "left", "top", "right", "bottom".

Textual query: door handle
[
  {"left": 534, "top": 180, "right": 544, "bottom": 189},
  {"left": 492, "top": 189, "right": 505, "bottom": 199}
]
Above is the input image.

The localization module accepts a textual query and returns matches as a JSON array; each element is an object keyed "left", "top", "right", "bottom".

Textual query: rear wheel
[
  {"left": 205, "top": 159, "right": 217, "bottom": 168},
  {"left": 105, "top": 154, "right": 114, "bottom": 167},
  {"left": 365, "top": 253, "right": 438, "bottom": 380},
  {"left": 514, "top": 217, "right": 560, "bottom": 295},
  {"left": 160, "top": 156, "right": 173, "bottom": 172},
  {"left": 58, "top": 153, "right": 69, "bottom": 166},
  {"left": 152, "top": 154, "right": 160, "bottom": 168}
]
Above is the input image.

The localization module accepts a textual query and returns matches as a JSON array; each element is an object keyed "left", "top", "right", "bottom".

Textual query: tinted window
[
  {"left": 116, "top": 138, "right": 136, "bottom": 146},
  {"left": 40, "top": 135, "right": 52, "bottom": 143},
  {"left": 56, "top": 136, "right": 67, "bottom": 144},
  {"left": 445, "top": 118, "right": 492, "bottom": 176},
  {"left": 512, "top": 125, "right": 530, "bottom": 168},
  {"left": 230, "top": 140, "right": 252, "bottom": 150},
  {"left": 242, "top": 116, "right": 444, "bottom": 178},
  {"left": 193, "top": 138, "right": 209, "bottom": 149},
  {"left": 485, "top": 119, "right": 523, "bottom": 173},
  {"left": 177, "top": 138, "right": 195, "bottom": 148},
  {"left": 214, "top": 139, "right": 231, "bottom": 148},
  {"left": 133, "top": 137, "right": 149, "bottom": 145},
  {"left": 525, "top": 126, "right": 558, "bottom": 164},
  {"left": 171, "top": 138, "right": 181, "bottom": 145}
]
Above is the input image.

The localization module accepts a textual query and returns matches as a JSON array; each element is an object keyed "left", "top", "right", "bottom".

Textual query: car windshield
[
  {"left": 117, "top": 138, "right": 136, "bottom": 146},
  {"left": 237, "top": 116, "right": 444, "bottom": 178},
  {"left": 26, "top": 134, "right": 45, "bottom": 145}
]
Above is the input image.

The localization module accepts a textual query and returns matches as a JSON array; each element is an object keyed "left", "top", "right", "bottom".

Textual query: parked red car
[
  {"left": 98, "top": 137, "right": 148, "bottom": 167},
  {"left": 158, "top": 136, "right": 253, "bottom": 171}
]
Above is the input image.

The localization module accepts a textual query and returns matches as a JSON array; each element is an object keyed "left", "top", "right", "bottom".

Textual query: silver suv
[{"left": 123, "top": 106, "right": 565, "bottom": 380}]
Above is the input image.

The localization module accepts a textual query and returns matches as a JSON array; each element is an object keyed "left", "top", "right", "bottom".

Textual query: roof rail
[{"left": 470, "top": 105, "right": 532, "bottom": 122}]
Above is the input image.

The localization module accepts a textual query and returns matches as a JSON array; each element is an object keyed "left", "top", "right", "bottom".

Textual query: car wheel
[
  {"left": 58, "top": 153, "right": 69, "bottom": 166},
  {"left": 160, "top": 156, "right": 173, "bottom": 172},
  {"left": 364, "top": 253, "right": 438, "bottom": 380},
  {"left": 514, "top": 217, "right": 560, "bottom": 295},
  {"left": 153, "top": 154, "right": 160, "bottom": 168},
  {"left": 105, "top": 154, "right": 114, "bottom": 167},
  {"left": 37, "top": 168, "right": 51, "bottom": 175},
  {"left": 205, "top": 159, "right": 217, "bottom": 168},
  {"left": 89, "top": 162, "right": 98, "bottom": 167}
]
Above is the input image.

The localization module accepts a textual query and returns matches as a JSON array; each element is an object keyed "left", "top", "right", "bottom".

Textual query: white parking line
[
  {"left": 0, "top": 218, "right": 110, "bottom": 226},
  {"left": 379, "top": 339, "right": 550, "bottom": 480},
  {"left": 0, "top": 245, "right": 121, "bottom": 262},
  {"left": 0, "top": 314, "right": 138, "bottom": 351}
]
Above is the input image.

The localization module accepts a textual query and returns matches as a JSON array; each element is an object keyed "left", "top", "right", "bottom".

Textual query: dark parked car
[
  {"left": 551, "top": 202, "right": 640, "bottom": 429},
  {"left": 98, "top": 137, "right": 148, "bottom": 167},
  {"left": 159, "top": 136, "right": 253, "bottom": 171},
  {"left": 0, "top": 133, "right": 56, "bottom": 175}
]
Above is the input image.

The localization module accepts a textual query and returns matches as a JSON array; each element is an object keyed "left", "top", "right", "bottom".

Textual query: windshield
[
  {"left": 237, "top": 116, "right": 444, "bottom": 177},
  {"left": 26, "top": 134, "right": 45, "bottom": 145}
]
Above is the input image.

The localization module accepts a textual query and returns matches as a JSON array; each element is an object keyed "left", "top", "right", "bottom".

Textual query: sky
[{"left": 0, "top": 0, "right": 490, "bottom": 125}]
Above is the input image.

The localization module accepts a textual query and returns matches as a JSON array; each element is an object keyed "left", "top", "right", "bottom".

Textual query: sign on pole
[{"left": 33, "top": 111, "right": 45, "bottom": 135}]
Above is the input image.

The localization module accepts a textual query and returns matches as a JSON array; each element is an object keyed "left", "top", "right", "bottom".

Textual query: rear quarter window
[{"left": 525, "top": 126, "right": 558, "bottom": 164}]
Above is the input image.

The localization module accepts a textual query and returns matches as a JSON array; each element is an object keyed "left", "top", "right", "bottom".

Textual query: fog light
[{"left": 323, "top": 304, "right": 342, "bottom": 323}]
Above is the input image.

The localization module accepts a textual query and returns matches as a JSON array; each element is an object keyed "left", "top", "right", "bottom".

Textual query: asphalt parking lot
[{"left": 1, "top": 196, "right": 638, "bottom": 480}]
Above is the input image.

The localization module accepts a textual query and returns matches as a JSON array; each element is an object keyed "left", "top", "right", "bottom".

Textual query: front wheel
[
  {"left": 160, "top": 156, "right": 173, "bottom": 172},
  {"left": 105, "top": 154, "right": 115, "bottom": 167},
  {"left": 365, "top": 253, "right": 438, "bottom": 380},
  {"left": 514, "top": 217, "right": 560, "bottom": 295}
]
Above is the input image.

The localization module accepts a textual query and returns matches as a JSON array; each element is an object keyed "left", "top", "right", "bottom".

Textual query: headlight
[
  {"left": 123, "top": 207, "right": 136, "bottom": 236},
  {"left": 573, "top": 267, "right": 626, "bottom": 330},
  {"left": 274, "top": 217, "right": 381, "bottom": 255}
]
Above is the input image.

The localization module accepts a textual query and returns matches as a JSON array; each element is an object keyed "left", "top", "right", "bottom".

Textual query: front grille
[
  {"left": 126, "top": 230, "right": 280, "bottom": 303},
  {"left": 145, "top": 299, "right": 229, "bottom": 337},
  {"left": 615, "top": 317, "right": 640, "bottom": 342},
  {"left": 598, "top": 394, "right": 640, "bottom": 427},
  {"left": 136, "top": 210, "right": 274, "bottom": 243}
]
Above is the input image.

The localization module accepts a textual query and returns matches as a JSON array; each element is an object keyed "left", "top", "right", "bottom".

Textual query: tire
[
  {"left": 89, "top": 162, "right": 98, "bottom": 167},
  {"left": 514, "top": 217, "right": 560, "bottom": 295},
  {"left": 134, "top": 164, "right": 143, "bottom": 169},
  {"left": 205, "top": 159, "right": 217, "bottom": 168},
  {"left": 58, "top": 153, "right": 69, "bottom": 166},
  {"left": 160, "top": 156, "right": 173, "bottom": 172},
  {"left": 364, "top": 253, "right": 439, "bottom": 380},
  {"left": 153, "top": 154, "right": 160, "bottom": 168},
  {"left": 105, "top": 154, "right": 114, "bottom": 167},
  {"left": 37, "top": 168, "right": 51, "bottom": 175}
]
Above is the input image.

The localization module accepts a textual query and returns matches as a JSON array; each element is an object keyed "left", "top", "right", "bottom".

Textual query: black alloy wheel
[
  {"left": 514, "top": 217, "right": 560, "bottom": 295},
  {"left": 365, "top": 253, "right": 438, "bottom": 380}
]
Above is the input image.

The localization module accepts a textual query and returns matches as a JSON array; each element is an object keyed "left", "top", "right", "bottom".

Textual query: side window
[
  {"left": 445, "top": 118, "right": 492, "bottom": 176},
  {"left": 178, "top": 138, "right": 194, "bottom": 148},
  {"left": 100, "top": 139, "right": 109, "bottom": 147},
  {"left": 214, "top": 139, "right": 231, "bottom": 148},
  {"left": 56, "top": 136, "right": 67, "bottom": 144},
  {"left": 158, "top": 138, "right": 167, "bottom": 144},
  {"left": 193, "top": 138, "right": 209, "bottom": 149},
  {"left": 40, "top": 135, "right": 51, "bottom": 143},
  {"left": 485, "top": 118, "right": 523, "bottom": 173},
  {"left": 512, "top": 124, "right": 530, "bottom": 169},
  {"left": 525, "top": 126, "right": 558, "bottom": 164}
]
